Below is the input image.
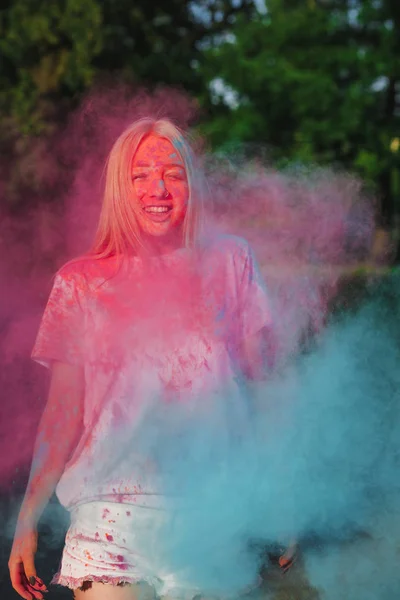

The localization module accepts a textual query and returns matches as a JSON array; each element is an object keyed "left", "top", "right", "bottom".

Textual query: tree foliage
[
  {"left": 0, "top": 0, "right": 253, "bottom": 133},
  {"left": 0, "top": 0, "right": 399, "bottom": 228},
  {"left": 0, "top": 0, "right": 103, "bottom": 132},
  {"left": 0, "top": 0, "right": 252, "bottom": 211},
  {"left": 198, "top": 0, "right": 400, "bottom": 224}
]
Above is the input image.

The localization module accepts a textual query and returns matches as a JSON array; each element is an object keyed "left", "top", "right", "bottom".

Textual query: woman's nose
[{"left": 149, "top": 177, "right": 167, "bottom": 198}]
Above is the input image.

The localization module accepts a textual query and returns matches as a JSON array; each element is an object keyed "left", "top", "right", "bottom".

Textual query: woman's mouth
[{"left": 142, "top": 205, "right": 173, "bottom": 222}]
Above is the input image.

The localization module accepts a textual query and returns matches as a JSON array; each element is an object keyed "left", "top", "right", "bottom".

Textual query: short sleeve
[
  {"left": 239, "top": 243, "right": 272, "bottom": 339},
  {"left": 32, "top": 268, "right": 86, "bottom": 368}
]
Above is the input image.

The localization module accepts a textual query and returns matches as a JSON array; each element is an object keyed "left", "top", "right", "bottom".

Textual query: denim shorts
[{"left": 52, "top": 500, "right": 200, "bottom": 599}]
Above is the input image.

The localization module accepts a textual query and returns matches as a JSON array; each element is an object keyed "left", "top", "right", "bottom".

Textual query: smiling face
[{"left": 131, "top": 134, "right": 189, "bottom": 240}]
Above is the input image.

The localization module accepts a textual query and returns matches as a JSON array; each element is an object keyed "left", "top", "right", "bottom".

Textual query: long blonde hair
[{"left": 90, "top": 118, "right": 206, "bottom": 258}]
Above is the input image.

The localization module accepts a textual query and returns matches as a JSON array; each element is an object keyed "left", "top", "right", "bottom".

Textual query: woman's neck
[{"left": 141, "top": 230, "right": 184, "bottom": 257}]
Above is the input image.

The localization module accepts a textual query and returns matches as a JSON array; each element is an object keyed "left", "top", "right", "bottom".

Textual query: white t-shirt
[{"left": 32, "top": 235, "right": 272, "bottom": 509}]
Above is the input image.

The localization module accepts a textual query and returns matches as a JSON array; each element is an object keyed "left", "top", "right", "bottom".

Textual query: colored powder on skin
[{"left": 29, "top": 439, "right": 50, "bottom": 478}]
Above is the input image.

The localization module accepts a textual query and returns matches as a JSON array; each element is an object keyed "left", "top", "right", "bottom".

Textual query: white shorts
[{"left": 53, "top": 500, "right": 201, "bottom": 599}]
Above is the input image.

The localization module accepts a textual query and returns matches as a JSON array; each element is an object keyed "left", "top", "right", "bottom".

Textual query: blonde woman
[{"left": 8, "top": 118, "right": 275, "bottom": 600}]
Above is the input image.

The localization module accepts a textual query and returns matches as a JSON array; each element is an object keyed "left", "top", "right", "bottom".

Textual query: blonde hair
[{"left": 90, "top": 117, "right": 206, "bottom": 258}]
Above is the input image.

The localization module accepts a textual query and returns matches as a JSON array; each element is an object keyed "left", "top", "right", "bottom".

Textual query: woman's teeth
[{"left": 144, "top": 206, "right": 171, "bottom": 213}]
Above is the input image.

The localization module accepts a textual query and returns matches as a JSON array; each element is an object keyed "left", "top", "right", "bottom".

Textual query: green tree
[
  {"left": 0, "top": 0, "right": 255, "bottom": 133},
  {"left": 94, "top": 0, "right": 255, "bottom": 93},
  {"left": 0, "top": 0, "right": 253, "bottom": 208},
  {"left": 0, "top": 0, "right": 103, "bottom": 133},
  {"left": 198, "top": 0, "right": 400, "bottom": 226}
]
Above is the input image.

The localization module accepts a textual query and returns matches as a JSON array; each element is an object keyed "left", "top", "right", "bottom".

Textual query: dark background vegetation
[{"left": 1, "top": 0, "right": 399, "bottom": 239}]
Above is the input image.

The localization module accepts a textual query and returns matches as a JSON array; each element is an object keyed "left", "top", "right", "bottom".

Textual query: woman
[{"left": 9, "top": 118, "right": 276, "bottom": 600}]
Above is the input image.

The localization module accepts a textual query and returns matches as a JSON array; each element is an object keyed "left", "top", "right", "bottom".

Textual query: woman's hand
[
  {"left": 278, "top": 540, "right": 298, "bottom": 573},
  {"left": 8, "top": 361, "right": 83, "bottom": 599},
  {"left": 8, "top": 523, "right": 48, "bottom": 600}
]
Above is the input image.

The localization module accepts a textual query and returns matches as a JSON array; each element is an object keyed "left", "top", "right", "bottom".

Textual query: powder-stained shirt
[{"left": 32, "top": 235, "right": 272, "bottom": 509}]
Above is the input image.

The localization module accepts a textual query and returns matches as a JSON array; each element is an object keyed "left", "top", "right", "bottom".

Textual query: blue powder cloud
[{"left": 115, "top": 273, "right": 400, "bottom": 597}]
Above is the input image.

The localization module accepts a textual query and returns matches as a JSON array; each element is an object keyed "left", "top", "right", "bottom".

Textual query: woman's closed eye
[{"left": 165, "top": 171, "right": 185, "bottom": 180}]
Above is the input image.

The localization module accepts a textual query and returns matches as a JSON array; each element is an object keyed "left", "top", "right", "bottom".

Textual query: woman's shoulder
[
  {"left": 56, "top": 255, "right": 119, "bottom": 286},
  {"left": 202, "top": 232, "right": 252, "bottom": 261}
]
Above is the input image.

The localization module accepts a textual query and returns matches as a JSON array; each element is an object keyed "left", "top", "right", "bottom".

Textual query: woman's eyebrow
[
  {"left": 164, "top": 164, "right": 185, "bottom": 170},
  {"left": 132, "top": 161, "right": 185, "bottom": 169}
]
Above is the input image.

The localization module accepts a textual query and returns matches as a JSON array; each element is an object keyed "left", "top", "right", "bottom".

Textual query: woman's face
[{"left": 131, "top": 134, "right": 189, "bottom": 238}]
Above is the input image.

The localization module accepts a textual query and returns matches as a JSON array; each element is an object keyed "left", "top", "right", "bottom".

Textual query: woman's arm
[
  {"left": 17, "top": 361, "right": 85, "bottom": 527},
  {"left": 240, "top": 325, "right": 277, "bottom": 382},
  {"left": 9, "top": 361, "right": 84, "bottom": 600}
]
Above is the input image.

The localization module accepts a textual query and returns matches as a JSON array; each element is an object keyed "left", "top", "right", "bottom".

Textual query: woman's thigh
[{"left": 73, "top": 581, "right": 156, "bottom": 600}]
